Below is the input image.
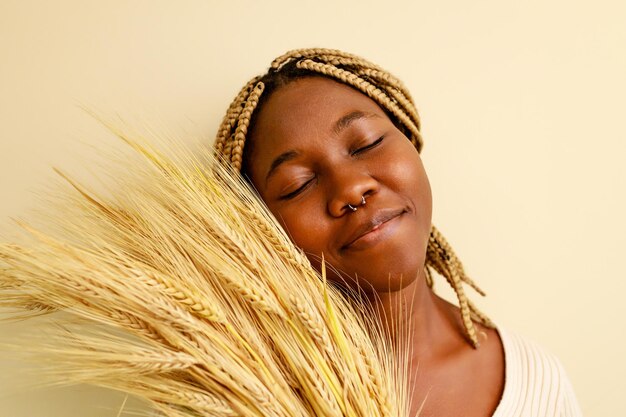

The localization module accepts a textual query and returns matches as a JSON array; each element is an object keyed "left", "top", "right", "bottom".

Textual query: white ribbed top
[{"left": 492, "top": 328, "right": 583, "bottom": 417}]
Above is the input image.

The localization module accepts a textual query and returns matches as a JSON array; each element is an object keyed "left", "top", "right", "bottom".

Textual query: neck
[{"left": 368, "top": 269, "right": 466, "bottom": 362}]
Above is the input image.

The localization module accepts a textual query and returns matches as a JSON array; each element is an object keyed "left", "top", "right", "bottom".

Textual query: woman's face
[{"left": 246, "top": 77, "right": 432, "bottom": 292}]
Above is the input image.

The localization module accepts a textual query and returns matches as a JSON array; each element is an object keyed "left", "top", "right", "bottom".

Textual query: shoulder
[{"left": 492, "top": 327, "right": 583, "bottom": 417}]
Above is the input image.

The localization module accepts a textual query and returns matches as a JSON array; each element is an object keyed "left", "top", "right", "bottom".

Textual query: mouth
[{"left": 341, "top": 208, "right": 406, "bottom": 251}]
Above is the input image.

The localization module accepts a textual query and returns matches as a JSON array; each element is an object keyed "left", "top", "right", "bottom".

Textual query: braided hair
[{"left": 214, "top": 48, "right": 493, "bottom": 348}]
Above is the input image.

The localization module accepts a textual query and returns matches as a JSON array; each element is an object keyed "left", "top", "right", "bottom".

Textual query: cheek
[
  {"left": 269, "top": 203, "right": 329, "bottom": 258},
  {"left": 268, "top": 200, "right": 348, "bottom": 282},
  {"left": 385, "top": 142, "right": 432, "bottom": 212},
  {"left": 383, "top": 142, "right": 433, "bottom": 254}
]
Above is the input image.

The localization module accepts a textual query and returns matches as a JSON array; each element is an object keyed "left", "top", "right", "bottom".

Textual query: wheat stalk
[{"left": 0, "top": 127, "right": 410, "bottom": 417}]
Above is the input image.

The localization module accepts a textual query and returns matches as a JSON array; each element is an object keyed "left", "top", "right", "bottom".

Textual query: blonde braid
[
  {"left": 230, "top": 82, "right": 265, "bottom": 171},
  {"left": 213, "top": 48, "right": 492, "bottom": 348},
  {"left": 426, "top": 226, "right": 494, "bottom": 347},
  {"left": 214, "top": 77, "right": 262, "bottom": 160},
  {"left": 269, "top": 48, "right": 383, "bottom": 71}
]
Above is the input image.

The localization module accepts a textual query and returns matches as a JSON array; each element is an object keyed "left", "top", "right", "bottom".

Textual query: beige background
[{"left": 1, "top": 0, "right": 624, "bottom": 415}]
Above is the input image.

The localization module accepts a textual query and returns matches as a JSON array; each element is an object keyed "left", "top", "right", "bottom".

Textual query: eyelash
[
  {"left": 280, "top": 178, "right": 315, "bottom": 200},
  {"left": 351, "top": 135, "right": 385, "bottom": 156},
  {"left": 279, "top": 136, "right": 385, "bottom": 200}
]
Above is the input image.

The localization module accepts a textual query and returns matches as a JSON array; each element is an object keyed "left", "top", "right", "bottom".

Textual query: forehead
[{"left": 249, "top": 77, "right": 387, "bottom": 156}]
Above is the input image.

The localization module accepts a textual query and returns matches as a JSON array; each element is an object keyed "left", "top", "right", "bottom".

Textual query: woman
[{"left": 214, "top": 48, "right": 582, "bottom": 417}]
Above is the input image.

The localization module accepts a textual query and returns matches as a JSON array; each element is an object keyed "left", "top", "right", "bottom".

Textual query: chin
[
  {"left": 367, "top": 269, "right": 420, "bottom": 293},
  {"left": 307, "top": 242, "right": 427, "bottom": 295},
  {"left": 316, "top": 264, "right": 421, "bottom": 298},
  {"left": 355, "top": 243, "right": 427, "bottom": 294}
]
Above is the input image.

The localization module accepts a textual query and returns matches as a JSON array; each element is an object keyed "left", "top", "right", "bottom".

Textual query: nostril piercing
[{"left": 347, "top": 204, "right": 357, "bottom": 212}]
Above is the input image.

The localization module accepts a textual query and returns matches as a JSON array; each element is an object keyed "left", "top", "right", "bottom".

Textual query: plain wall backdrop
[{"left": 1, "top": 0, "right": 624, "bottom": 415}]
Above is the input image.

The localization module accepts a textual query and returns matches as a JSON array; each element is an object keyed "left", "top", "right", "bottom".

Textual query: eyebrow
[
  {"left": 332, "top": 110, "right": 379, "bottom": 135},
  {"left": 265, "top": 150, "right": 299, "bottom": 184},
  {"left": 264, "top": 110, "right": 380, "bottom": 185}
]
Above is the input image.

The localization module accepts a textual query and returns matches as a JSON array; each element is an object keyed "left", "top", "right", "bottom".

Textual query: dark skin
[{"left": 245, "top": 77, "right": 505, "bottom": 417}]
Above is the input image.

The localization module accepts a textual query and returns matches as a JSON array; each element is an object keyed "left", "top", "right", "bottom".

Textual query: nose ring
[{"left": 347, "top": 195, "right": 367, "bottom": 212}]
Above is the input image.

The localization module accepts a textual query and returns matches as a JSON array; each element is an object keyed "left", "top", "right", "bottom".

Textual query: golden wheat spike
[{"left": 0, "top": 128, "right": 410, "bottom": 417}]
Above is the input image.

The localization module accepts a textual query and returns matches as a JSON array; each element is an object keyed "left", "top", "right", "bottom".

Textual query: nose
[{"left": 327, "top": 169, "right": 378, "bottom": 217}]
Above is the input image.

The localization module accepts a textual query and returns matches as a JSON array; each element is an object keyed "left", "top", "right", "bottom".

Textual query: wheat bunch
[{"left": 0, "top": 127, "right": 410, "bottom": 417}]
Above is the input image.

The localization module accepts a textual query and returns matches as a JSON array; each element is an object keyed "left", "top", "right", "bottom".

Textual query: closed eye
[
  {"left": 351, "top": 136, "right": 384, "bottom": 156},
  {"left": 279, "top": 177, "right": 315, "bottom": 200}
]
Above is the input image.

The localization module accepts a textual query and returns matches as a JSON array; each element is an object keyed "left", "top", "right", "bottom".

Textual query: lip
[{"left": 341, "top": 208, "right": 406, "bottom": 251}]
